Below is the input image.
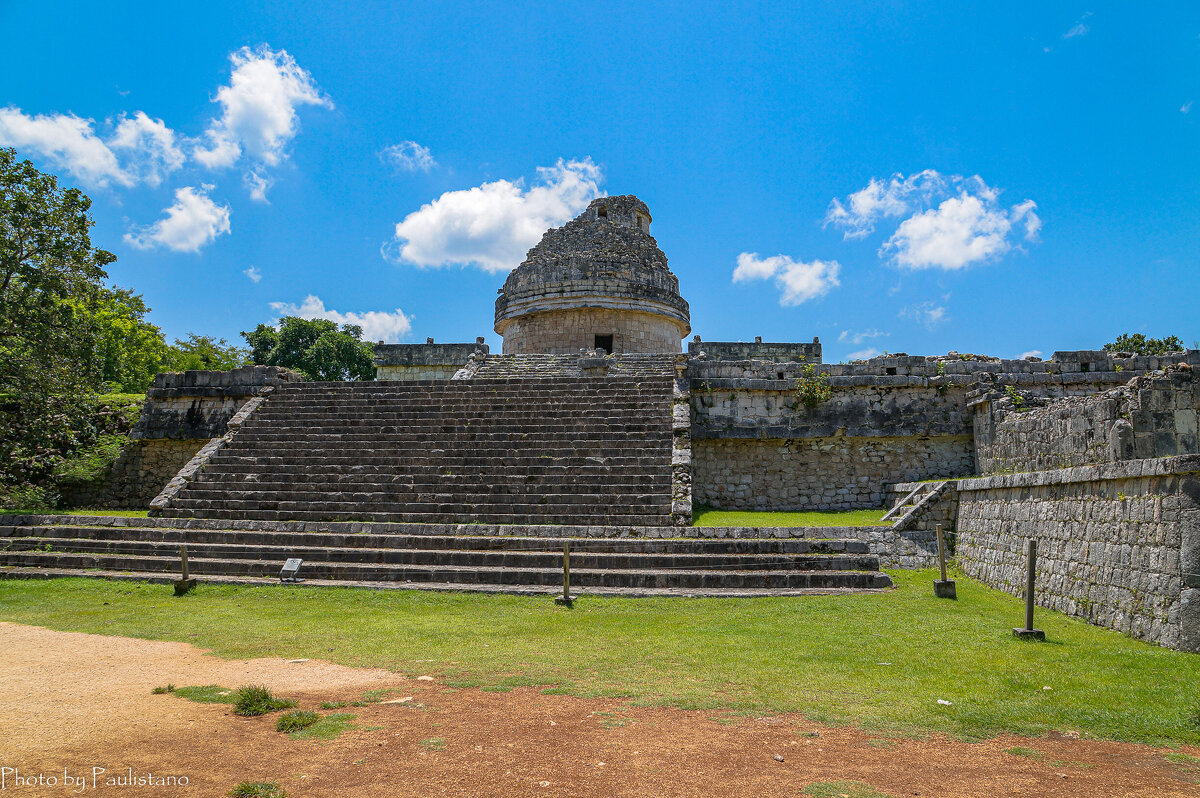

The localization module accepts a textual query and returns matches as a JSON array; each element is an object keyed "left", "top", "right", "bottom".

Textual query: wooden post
[
  {"left": 1013, "top": 538, "right": 1044, "bottom": 640},
  {"left": 933, "top": 524, "right": 956, "bottom": 598},
  {"left": 174, "top": 543, "right": 197, "bottom": 596},
  {"left": 555, "top": 541, "right": 573, "bottom": 607}
]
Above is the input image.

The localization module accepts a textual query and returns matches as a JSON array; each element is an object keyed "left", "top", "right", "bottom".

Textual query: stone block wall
[
  {"left": 955, "top": 456, "right": 1200, "bottom": 652},
  {"left": 498, "top": 307, "right": 686, "bottom": 354},
  {"left": 688, "top": 338, "right": 822, "bottom": 363},
  {"left": 374, "top": 340, "right": 488, "bottom": 380},
  {"left": 693, "top": 437, "right": 973, "bottom": 511},
  {"left": 973, "top": 367, "right": 1200, "bottom": 475},
  {"left": 59, "top": 439, "right": 205, "bottom": 508}
]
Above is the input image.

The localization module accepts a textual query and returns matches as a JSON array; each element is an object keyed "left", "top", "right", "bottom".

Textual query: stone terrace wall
[
  {"left": 973, "top": 367, "right": 1200, "bottom": 475},
  {"left": 955, "top": 456, "right": 1200, "bottom": 652},
  {"left": 685, "top": 352, "right": 1195, "bottom": 512},
  {"left": 374, "top": 339, "right": 488, "bottom": 381},
  {"left": 63, "top": 366, "right": 301, "bottom": 510},
  {"left": 688, "top": 337, "right": 822, "bottom": 363}
]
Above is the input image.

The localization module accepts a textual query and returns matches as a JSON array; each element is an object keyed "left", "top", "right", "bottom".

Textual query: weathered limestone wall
[
  {"left": 955, "top": 456, "right": 1200, "bottom": 652},
  {"left": 693, "top": 437, "right": 971, "bottom": 511},
  {"left": 59, "top": 439, "right": 205, "bottom": 508},
  {"left": 688, "top": 337, "right": 822, "bottom": 363},
  {"left": 499, "top": 307, "right": 685, "bottom": 354},
  {"left": 973, "top": 368, "right": 1200, "bottom": 475},
  {"left": 374, "top": 340, "right": 488, "bottom": 381}
]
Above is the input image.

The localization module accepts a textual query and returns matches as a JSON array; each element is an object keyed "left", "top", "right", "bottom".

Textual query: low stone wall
[
  {"left": 688, "top": 338, "right": 821, "bottom": 363},
  {"left": 955, "top": 455, "right": 1200, "bottom": 652},
  {"left": 374, "top": 340, "right": 487, "bottom": 380},
  {"left": 693, "top": 436, "right": 972, "bottom": 511},
  {"left": 58, "top": 439, "right": 207, "bottom": 509}
]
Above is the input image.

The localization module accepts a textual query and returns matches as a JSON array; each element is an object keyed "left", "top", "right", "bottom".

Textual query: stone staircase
[
  {"left": 0, "top": 516, "right": 893, "bottom": 596},
  {"left": 155, "top": 377, "right": 676, "bottom": 526}
]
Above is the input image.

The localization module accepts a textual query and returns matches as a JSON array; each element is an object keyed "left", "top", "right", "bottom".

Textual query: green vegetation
[
  {"left": 163, "top": 333, "right": 250, "bottom": 372},
  {"left": 693, "top": 506, "right": 889, "bottom": 527},
  {"left": 172, "top": 685, "right": 236, "bottom": 704},
  {"left": 275, "top": 710, "right": 320, "bottom": 733},
  {"left": 792, "top": 363, "right": 833, "bottom": 408},
  {"left": 1103, "top": 333, "right": 1184, "bottom": 356},
  {"left": 288, "top": 712, "right": 357, "bottom": 741},
  {"left": 803, "top": 782, "right": 892, "bottom": 798},
  {"left": 151, "top": 684, "right": 176, "bottom": 694},
  {"left": 233, "top": 685, "right": 296, "bottom": 716},
  {"left": 0, "top": 508, "right": 151, "bottom": 517},
  {"left": 2, "top": 574, "right": 1198, "bottom": 744},
  {"left": 229, "top": 782, "right": 286, "bottom": 798},
  {"left": 1005, "top": 746, "right": 1042, "bottom": 758},
  {"left": 243, "top": 316, "right": 375, "bottom": 381},
  {"left": 419, "top": 736, "right": 447, "bottom": 750}
]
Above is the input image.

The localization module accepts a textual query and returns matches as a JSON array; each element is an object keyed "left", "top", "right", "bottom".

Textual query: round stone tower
[{"left": 494, "top": 195, "right": 691, "bottom": 354}]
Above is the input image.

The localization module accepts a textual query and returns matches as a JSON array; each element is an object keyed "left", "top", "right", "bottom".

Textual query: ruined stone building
[{"left": 4, "top": 195, "right": 1198, "bottom": 652}]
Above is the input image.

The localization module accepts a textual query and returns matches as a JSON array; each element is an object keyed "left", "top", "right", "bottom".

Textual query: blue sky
[{"left": 2, "top": 1, "right": 1197, "bottom": 362}]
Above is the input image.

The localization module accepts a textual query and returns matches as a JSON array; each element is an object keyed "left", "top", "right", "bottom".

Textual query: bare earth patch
[{"left": 1, "top": 622, "right": 1197, "bottom": 797}]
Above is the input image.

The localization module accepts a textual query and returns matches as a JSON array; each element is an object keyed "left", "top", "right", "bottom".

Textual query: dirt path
[{"left": 1, "top": 622, "right": 1196, "bottom": 797}]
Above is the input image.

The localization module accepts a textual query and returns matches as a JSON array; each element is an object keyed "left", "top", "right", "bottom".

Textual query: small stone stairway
[
  {"left": 882, "top": 481, "right": 953, "bottom": 531},
  {"left": 0, "top": 516, "right": 893, "bottom": 596},
  {"left": 157, "top": 377, "right": 675, "bottom": 526}
]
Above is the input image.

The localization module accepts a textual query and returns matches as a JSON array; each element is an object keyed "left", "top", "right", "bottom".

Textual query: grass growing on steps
[
  {"left": 0, "top": 509, "right": 151, "bottom": 517},
  {"left": 693, "top": 506, "right": 890, "bottom": 527},
  {"left": 1, "top": 571, "right": 1197, "bottom": 745}
]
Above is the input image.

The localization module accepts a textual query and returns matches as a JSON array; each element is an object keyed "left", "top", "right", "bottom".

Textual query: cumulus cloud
[
  {"left": 269, "top": 295, "right": 412, "bottom": 342},
  {"left": 1182, "top": 101, "right": 1193, "bottom": 114},
  {"left": 194, "top": 45, "right": 332, "bottom": 169},
  {"left": 828, "top": 171, "right": 1041, "bottom": 270},
  {"left": 1063, "top": 12, "right": 1092, "bottom": 39},
  {"left": 124, "top": 185, "right": 231, "bottom": 252},
  {"left": 899, "top": 301, "right": 949, "bottom": 329},
  {"left": 244, "top": 170, "right": 272, "bottom": 202},
  {"left": 733, "top": 253, "right": 841, "bottom": 306},
  {"left": 848, "top": 348, "right": 882, "bottom": 361},
  {"left": 0, "top": 107, "right": 184, "bottom": 188},
  {"left": 244, "top": 266, "right": 262, "bottom": 282},
  {"left": 382, "top": 141, "right": 436, "bottom": 172},
  {"left": 838, "top": 328, "right": 888, "bottom": 345},
  {"left": 1020, "top": 349, "right": 1043, "bottom": 360},
  {"left": 388, "top": 158, "right": 603, "bottom": 272}
]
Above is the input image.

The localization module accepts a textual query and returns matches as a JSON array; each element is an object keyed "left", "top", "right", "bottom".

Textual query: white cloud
[
  {"left": 829, "top": 171, "right": 1041, "bottom": 269},
  {"left": 244, "top": 266, "right": 262, "bottom": 283},
  {"left": 899, "top": 301, "right": 949, "bottom": 329},
  {"left": 388, "top": 158, "right": 603, "bottom": 272},
  {"left": 108, "top": 112, "right": 186, "bottom": 186},
  {"left": 194, "top": 45, "right": 331, "bottom": 169},
  {"left": 382, "top": 141, "right": 436, "bottom": 172},
  {"left": 1020, "top": 350, "right": 1043, "bottom": 360},
  {"left": 1063, "top": 12, "right": 1092, "bottom": 39},
  {"left": 838, "top": 328, "right": 888, "bottom": 345},
  {"left": 733, "top": 253, "right": 840, "bottom": 306},
  {"left": 124, "top": 185, "right": 231, "bottom": 253},
  {"left": 847, "top": 347, "right": 882, "bottom": 361},
  {"left": 244, "top": 170, "right": 272, "bottom": 202},
  {"left": 269, "top": 295, "right": 412, "bottom": 342},
  {"left": 1182, "top": 101, "right": 1193, "bottom": 114}
]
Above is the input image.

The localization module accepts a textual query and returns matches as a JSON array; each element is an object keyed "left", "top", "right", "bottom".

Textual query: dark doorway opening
[{"left": 594, "top": 334, "right": 613, "bottom": 354}]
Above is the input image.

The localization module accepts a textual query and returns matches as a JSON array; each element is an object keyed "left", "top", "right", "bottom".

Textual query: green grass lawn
[
  {"left": 693, "top": 506, "right": 890, "bottom": 527},
  {"left": 0, "top": 570, "right": 1196, "bottom": 745}
]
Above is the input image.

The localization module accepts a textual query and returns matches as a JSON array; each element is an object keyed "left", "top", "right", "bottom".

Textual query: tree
[
  {"left": 0, "top": 147, "right": 115, "bottom": 484},
  {"left": 164, "top": 334, "right": 250, "bottom": 372},
  {"left": 81, "top": 286, "right": 169, "bottom": 393},
  {"left": 1103, "top": 333, "right": 1185, "bottom": 357},
  {"left": 243, "top": 316, "right": 375, "bottom": 381}
]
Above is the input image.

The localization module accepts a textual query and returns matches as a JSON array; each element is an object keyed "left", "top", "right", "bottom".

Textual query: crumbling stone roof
[{"left": 495, "top": 195, "right": 690, "bottom": 331}]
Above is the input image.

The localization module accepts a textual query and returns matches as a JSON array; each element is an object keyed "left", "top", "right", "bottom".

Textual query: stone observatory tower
[{"left": 494, "top": 195, "right": 691, "bottom": 354}]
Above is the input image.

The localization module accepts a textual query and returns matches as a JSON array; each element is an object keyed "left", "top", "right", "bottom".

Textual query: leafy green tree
[
  {"left": 0, "top": 147, "right": 114, "bottom": 484},
  {"left": 81, "top": 286, "right": 168, "bottom": 393},
  {"left": 1103, "top": 333, "right": 1185, "bottom": 356},
  {"left": 243, "top": 317, "right": 375, "bottom": 381},
  {"left": 164, "top": 334, "right": 250, "bottom": 372}
]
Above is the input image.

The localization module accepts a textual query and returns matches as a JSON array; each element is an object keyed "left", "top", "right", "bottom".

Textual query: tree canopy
[
  {"left": 243, "top": 316, "right": 375, "bottom": 381},
  {"left": 163, "top": 334, "right": 250, "bottom": 372},
  {"left": 1103, "top": 333, "right": 1185, "bottom": 356}
]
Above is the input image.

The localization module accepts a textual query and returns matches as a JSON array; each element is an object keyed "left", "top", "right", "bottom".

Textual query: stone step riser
[
  {"left": 158, "top": 509, "right": 670, "bottom": 525},
  {"left": 0, "top": 552, "right": 888, "bottom": 590},
  {"left": 12, "top": 526, "right": 868, "bottom": 555},
  {"left": 3, "top": 539, "right": 880, "bottom": 571}
]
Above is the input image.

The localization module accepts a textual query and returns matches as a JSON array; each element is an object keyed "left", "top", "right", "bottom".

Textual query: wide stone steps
[
  {"left": 0, "top": 517, "right": 892, "bottom": 595},
  {"left": 157, "top": 377, "right": 676, "bottom": 525}
]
